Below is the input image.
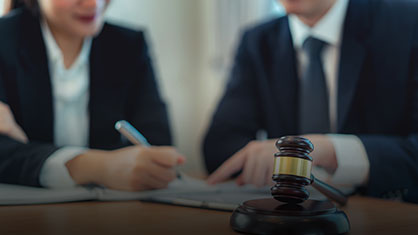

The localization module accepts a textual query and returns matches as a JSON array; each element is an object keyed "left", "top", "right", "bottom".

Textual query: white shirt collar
[
  {"left": 288, "top": 0, "right": 349, "bottom": 49},
  {"left": 40, "top": 19, "right": 92, "bottom": 71},
  {"left": 40, "top": 19, "right": 92, "bottom": 104}
]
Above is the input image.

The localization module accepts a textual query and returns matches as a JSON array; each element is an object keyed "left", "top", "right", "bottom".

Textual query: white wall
[{"left": 0, "top": 0, "right": 5, "bottom": 15}]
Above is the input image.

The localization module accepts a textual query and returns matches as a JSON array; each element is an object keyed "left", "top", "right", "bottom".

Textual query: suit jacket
[
  {"left": 0, "top": 9, "right": 171, "bottom": 186},
  {"left": 204, "top": 0, "right": 418, "bottom": 203}
]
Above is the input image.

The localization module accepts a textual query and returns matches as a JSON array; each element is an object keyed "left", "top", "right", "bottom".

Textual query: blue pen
[
  {"left": 115, "top": 120, "right": 182, "bottom": 179},
  {"left": 115, "top": 120, "right": 150, "bottom": 147}
]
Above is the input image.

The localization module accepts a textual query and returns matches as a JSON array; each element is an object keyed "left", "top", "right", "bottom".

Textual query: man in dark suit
[
  {"left": 0, "top": 3, "right": 184, "bottom": 191},
  {"left": 204, "top": 0, "right": 418, "bottom": 203}
]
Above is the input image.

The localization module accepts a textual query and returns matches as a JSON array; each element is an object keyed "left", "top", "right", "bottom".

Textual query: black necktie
[{"left": 299, "top": 37, "right": 330, "bottom": 134}]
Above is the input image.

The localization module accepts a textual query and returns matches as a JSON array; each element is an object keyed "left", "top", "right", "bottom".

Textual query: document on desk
[
  {"left": 141, "top": 174, "right": 344, "bottom": 211},
  {"left": 0, "top": 174, "right": 353, "bottom": 211},
  {"left": 0, "top": 175, "right": 214, "bottom": 206}
]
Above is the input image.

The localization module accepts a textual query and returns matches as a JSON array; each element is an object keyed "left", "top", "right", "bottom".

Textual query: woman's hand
[
  {"left": 66, "top": 146, "right": 186, "bottom": 191},
  {"left": 0, "top": 101, "right": 28, "bottom": 143}
]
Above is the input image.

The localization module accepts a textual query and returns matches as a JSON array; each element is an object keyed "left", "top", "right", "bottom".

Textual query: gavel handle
[{"left": 311, "top": 174, "right": 348, "bottom": 206}]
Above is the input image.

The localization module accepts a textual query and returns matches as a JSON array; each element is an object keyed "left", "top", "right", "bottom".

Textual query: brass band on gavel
[{"left": 273, "top": 156, "right": 312, "bottom": 179}]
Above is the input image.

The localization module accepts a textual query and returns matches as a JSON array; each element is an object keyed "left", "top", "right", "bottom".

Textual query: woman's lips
[{"left": 77, "top": 15, "right": 96, "bottom": 23}]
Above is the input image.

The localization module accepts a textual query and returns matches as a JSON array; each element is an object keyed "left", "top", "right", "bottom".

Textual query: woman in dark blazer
[{"left": 0, "top": 0, "right": 185, "bottom": 191}]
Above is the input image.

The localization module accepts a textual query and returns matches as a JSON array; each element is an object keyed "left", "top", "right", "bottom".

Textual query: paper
[
  {"left": 0, "top": 174, "right": 353, "bottom": 209},
  {"left": 145, "top": 180, "right": 337, "bottom": 211},
  {"left": 97, "top": 175, "right": 218, "bottom": 201},
  {"left": 0, "top": 175, "right": 218, "bottom": 206},
  {"left": 0, "top": 183, "right": 95, "bottom": 205}
]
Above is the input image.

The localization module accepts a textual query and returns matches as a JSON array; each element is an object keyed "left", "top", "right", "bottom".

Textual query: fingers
[
  {"left": 143, "top": 174, "right": 170, "bottom": 190},
  {"left": 11, "top": 125, "right": 28, "bottom": 143},
  {"left": 131, "top": 174, "right": 170, "bottom": 191},
  {"left": 132, "top": 159, "right": 177, "bottom": 191},
  {"left": 266, "top": 161, "right": 274, "bottom": 186},
  {"left": 302, "top": 135, "right": 337, "bottom": 174},
  {"left": 253, "top": 155, "right": 267, "bottom": 187},
  {"left": 227, "top": 140, "right": 276, "bottom": 187},
  {"left": 0, "top": 101, "right": 9, "bottom": 109},
  {"left": 150, "top": 147, "right": 185, "bottom": 168},
  {"left": 241, "top": 148, "right": 256, "bottom": 185},
  {"left": 100, "top": 146, "right": 185, "bottom": 192},
  {"left": 207, "top": 146, "right": 248, "bottom": 185},
  {"left": 0, "top": 102, "right": 12, "bottom": 120},
  {"left": 235, "top": 174, "right": 245, "bottom": 186},
  {"left": 236, "top": 156, "right": 271, "bottom": 188},
  {"left": 0, "top": 102, "right": 28, "bottom": 143},
  {"left": 147, "top": 162, "right": 177, "bottom": 182},
  {"left": 0, "top": 101, "right": 11, "bottom": 123},
  {"left": 138, "top": 147, "right": 182, "bottom": 186}
]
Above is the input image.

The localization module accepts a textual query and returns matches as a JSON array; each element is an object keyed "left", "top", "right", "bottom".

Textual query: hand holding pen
[
  {"left": 65, "top": 121, "right": 185, "bottom": 191},
  {"left": 115, "top": 120, "right": 183, "bottom": 179}
]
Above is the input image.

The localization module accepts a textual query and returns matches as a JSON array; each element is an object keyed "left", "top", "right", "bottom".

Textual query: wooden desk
[{"left": 1, "top": 196, "right": 417, "bottom": 235}]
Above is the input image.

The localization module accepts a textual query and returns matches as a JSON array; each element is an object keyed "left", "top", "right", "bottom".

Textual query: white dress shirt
[
  {"left": 38, "top": 20, "right": 92, "bottom": 188},
  {"left": 288, "top": 0, "right": 369, "bottom": 186}
]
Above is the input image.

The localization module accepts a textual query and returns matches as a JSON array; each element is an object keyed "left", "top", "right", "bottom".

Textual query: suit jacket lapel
[
  {"left": 17, "top": 11, "right": 54, "bottom": 142},
  {"left": 88, "top": 27, "right": 125, "bottom": 149},
  {"left": 89, "top": 36, "right": 105, "bottom": 148},
  {"left": 271, "top": 17, "right": 299, "bottom": 134},
  {"left": 337, "top": 0, "right": 370, "bottom": 131}
]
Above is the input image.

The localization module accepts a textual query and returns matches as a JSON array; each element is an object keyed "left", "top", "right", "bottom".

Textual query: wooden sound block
[{"left": 230, "top": 198, "right": 350, "bottom": 234}]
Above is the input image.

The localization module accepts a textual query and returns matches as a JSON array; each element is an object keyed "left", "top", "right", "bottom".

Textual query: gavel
[
  {"left": 230, "top": 136, "right": 351, "bottom": 234},
  {"left": 271, "top": 136, "right": 348, "bottom": 206}
]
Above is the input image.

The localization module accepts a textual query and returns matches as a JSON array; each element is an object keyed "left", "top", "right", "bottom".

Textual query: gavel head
[{"left": 271, "top": 136, "right": 314, "bottom": 204}]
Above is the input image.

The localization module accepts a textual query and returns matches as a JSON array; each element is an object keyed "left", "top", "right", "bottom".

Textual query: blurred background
[{"left": 0, "top": 0, "right": 284, "bottom": 176}]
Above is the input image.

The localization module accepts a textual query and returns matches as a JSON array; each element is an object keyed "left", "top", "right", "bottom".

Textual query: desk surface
[{"left": 1, "top": 196, "right": 417, "bottom": 235}]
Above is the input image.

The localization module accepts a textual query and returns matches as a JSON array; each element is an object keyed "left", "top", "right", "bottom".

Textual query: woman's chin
[{"left": 73, "top": 24, "right": 104, "bottom": 38}]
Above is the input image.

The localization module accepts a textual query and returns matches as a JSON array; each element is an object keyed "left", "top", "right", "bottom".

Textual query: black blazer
[
  {"left": 204, "top": 0, "right": 418, "bottom": 203},
  {"left": 0, "top": 9, "right": 171, "bottom": 186}
]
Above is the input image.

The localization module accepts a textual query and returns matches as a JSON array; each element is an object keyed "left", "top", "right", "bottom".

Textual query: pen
[
  {"left": 115, "top": 120, "right": 182, "bottom": 179},
  {"left": 115, "top": 120, "right": 150, "bottom": 147}
]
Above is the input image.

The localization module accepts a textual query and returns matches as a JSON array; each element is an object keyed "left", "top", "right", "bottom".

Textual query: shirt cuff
[
  {"left": 326, "top": 134, "right": 370, "bottom": 187},
  {"left": 39, "top": 147, "right": 88, "bottom": 188}
]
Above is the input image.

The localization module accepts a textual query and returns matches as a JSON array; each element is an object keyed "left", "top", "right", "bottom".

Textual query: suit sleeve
[
  {"left": 0, "top": 136, "right": 59, "bottom": 187},
  {"left": 358, "top": 20, "right": 418, "bottom": 203},
  {"left": 203, "top": 32, "right": 262, "bottom": 173},
  {"left": 0, "top": 72, "right": 59, "bottom": 187},
  {"left": 124, "top": 31, "right": 172, "bottom": 146}
]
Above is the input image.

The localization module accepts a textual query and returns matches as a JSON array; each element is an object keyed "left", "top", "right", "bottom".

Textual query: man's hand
[
  {"left": 207, "top": 135, "right": 338, "bottom": 187},
  {"left": 207, "top": 140, "right": 277, "bottom": 187},
  {"left": 66, "top": 146, "right": 186, "bottom": 191},
  {"left": 0, "top": 101, "right": 28, "bottom": 143},
  {"left": 303, "top": 134, "right": 338, "bottom": 175}
]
